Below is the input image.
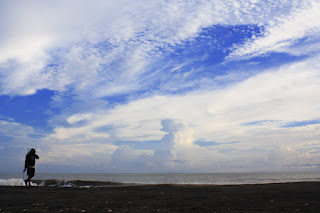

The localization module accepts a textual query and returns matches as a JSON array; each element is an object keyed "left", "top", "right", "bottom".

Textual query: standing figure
[{"left": 24, "top": 148, "right": 39, "bottom": 186}]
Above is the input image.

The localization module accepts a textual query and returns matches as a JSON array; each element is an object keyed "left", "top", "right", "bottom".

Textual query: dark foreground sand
[{"left": 2, "top": 182, "right": 320, "bottom": 212}]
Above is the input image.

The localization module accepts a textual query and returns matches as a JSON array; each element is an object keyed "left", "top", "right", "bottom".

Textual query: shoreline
[
  {"left": 2, "top": 182, "right": 320, "bottom": 212},
  {"left": 14, "top": 179, "right": 320, "bottom": 187}
]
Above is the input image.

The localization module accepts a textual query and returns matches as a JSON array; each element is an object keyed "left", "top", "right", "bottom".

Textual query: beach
[{"left": 1, "top": 182, "right": 320, "bottom": 212}]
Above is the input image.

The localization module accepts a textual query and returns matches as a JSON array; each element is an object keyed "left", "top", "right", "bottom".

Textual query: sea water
[{"left": 1, "top": 172, "right": 320, "bottom": 186}]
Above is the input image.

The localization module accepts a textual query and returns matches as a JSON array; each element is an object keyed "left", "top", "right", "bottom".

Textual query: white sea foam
[
  {"left": 61, "top": 184, "right": 74, "bottom": 188},
  {"left": 79, "top": 185, "right": 91, "bottom": 188},
  {"left": 0, "top": 178, "right": 24, "bottom": 186},
  {"left": 1, "top": 172, "right": 320, "bottom": 186},
  {"left": 0, "top": 178, "right": 37, "bottom": 186}
]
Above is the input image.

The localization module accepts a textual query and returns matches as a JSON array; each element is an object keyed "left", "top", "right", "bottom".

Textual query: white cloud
[
  {"left": 0, "top": 0, "right": 309, "bottom": 96},
  {"left": 67, "top": 113, "right": 94, "bottom": 124},
  {"left": 0, "top": 120, "right": 34, "bottom": 139},
  {"left": 229, "top": 1, "right": 320, "bottom": 59},
  {"left": 2, "top": 1, "right": 320, "bottom": 172},
  {"left": 51, "top": 126, "right": 110, "bottom": 140},
  {"left": 42, "top": 55, "right": 320, "bottom": 171},
  {"left": 153, "top": 119, "right": 199, "bottom": 171},
  {"left": 106, "top": 118, "right": 320, "bottom": 172},
  {"left": 111, "top": 145, "right": 153, "bottom": 171},
  {"left": 35, "top": 142, "right": 118, "bottom": 172},
  {"left": 52, "top": 55, "right": 320, "bottom": 142}
]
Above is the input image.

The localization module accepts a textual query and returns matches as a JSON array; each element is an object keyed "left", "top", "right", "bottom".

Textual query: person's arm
[{"left": 35, "top": 154, "right": 39, "bottom": 159}]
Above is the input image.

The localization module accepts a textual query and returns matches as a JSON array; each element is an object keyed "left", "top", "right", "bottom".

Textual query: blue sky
[{"left": 1, "top": 0, "right": 320, "bottom": 173}]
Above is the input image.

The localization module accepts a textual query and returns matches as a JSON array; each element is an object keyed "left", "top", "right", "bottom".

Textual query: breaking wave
[
  {"left": 2, "top": 172, "right": 320, "bottom": 186},
  {"left": 0, "top": 178, "right": 125, "bottom": 187},
  {"left": 35, "top": 179, "right": 125, "bottom": 187},
  {"left": 0, "top": 178, "right": 37, "bottom": 186}
]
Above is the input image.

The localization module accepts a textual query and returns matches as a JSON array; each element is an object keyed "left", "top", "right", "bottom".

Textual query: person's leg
[
  {"left": 25, "top": 168, "right": 30, "bottom": 186},
  {"left": 26, "top": 168, "right": 34, "bottom": 186},
  {"left": 27, "top": 176, "right": 31, "bottom": 186},
  {"left": 29, "top": 168, "right": 35, "bottom": 186}
]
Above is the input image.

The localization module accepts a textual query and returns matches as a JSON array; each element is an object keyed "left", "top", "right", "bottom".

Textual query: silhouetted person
[{"left": 24, "top": 148, "right": 39, "bottom": 186}]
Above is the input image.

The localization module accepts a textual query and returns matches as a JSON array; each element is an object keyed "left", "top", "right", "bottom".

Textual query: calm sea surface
[{"left": 1, "top": 172, "right": 320, "bottom": 185}]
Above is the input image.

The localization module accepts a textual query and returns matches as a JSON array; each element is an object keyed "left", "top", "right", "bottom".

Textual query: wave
[
  {"left": 35, "top": 179, "right": 125, "bottom": 187},
  {"left": 0, "top": 178, "right": 37, "bottom": 186},
  {"left": 0, "top": 178, "right": 126, "bottom": 187}
]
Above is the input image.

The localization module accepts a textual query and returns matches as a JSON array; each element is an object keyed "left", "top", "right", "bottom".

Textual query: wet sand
[{"left": 1, "top": 182, "right": 320, "bottom": 212}]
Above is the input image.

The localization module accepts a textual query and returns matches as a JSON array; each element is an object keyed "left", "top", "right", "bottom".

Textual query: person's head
[{"left": 30, "top": 148, "right": 36, "bottom": 155}]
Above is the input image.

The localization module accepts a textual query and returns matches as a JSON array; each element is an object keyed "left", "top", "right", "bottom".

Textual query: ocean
[{"left": 1, "top": 172, "right": 320, "bottom": 187}]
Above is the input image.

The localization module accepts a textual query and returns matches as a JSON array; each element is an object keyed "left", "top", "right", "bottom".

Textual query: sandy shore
[{"left": 1, "top": 182, "right": 320, "bottom": 212}]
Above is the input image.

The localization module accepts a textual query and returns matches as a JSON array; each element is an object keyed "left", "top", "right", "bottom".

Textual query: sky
[{"left": 1, "top": 0, "right": 320, "bottom": 173}]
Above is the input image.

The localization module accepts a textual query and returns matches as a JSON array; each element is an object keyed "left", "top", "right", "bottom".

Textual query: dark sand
[{"left": 2, "top": 182, "right": 320, "bottom": 212}]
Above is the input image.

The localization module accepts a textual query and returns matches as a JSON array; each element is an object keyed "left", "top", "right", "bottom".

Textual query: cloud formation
[
  {"left": 1, "top": 0, "right": 320, "bottom": 172},
  {"left": 0, "top": 0, "right": 310, "bottom": 97}
]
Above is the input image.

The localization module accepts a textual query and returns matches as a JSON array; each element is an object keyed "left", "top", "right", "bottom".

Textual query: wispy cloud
[
  {"left": 1, "top": 0, "right": 320, "bottom": 172},
  {"left": 41, "top": 56, "right": 320, "bottom": 171},
  {"left": 228, "top": 1, "right": 320, "bottom": 59},
  {"left": 282, "top": 120, "right": 320, "bottom": 128},
  {"left": 0, "top": 0, "right": 308, "bottom": 97}
]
